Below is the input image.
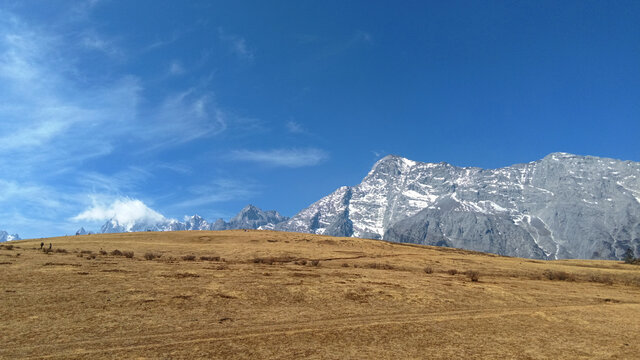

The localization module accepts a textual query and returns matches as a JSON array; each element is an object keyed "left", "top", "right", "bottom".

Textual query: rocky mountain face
[
  {"left": 276, "top": 153, "right": 640, "bottom": 260},
  {"left": 212, "top": 205, "right": 289, "bottom": 230},
  {"left": 0, "top": 230, "right": 20, "bottom": 242},
  {"left": 93, "top": 205, "right": 288, "bottom": 234}
]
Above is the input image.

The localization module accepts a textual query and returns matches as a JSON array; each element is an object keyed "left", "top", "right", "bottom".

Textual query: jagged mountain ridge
[
  {"left": 276, "top": 153, "right": 640, "bottom": 260},
  {"left": 95, "top": 205, "right": 289, "bottom": 234},
  {"left": 0, "top": 230, "right": 20, "bottom": 242}
]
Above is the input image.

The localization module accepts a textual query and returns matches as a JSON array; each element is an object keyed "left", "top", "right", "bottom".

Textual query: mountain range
[
  {"left": 92, "top": 205, "right": 288, "bottom": 234},
  {"left": 76, "top": 152, "right": 639, "bottom": 260},
  {"left": 275, "top": 152, "right": 640, "bottom": 260},
  {"left": 0, "top": 230, "right": 20, "bottom": 242}
]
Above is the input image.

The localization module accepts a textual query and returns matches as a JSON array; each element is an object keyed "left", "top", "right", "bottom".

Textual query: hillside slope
[{"left": 1, "top": 230, "right": 640, "bottom": 359}]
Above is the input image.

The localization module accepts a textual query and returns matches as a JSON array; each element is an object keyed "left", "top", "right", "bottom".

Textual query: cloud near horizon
[{"left": 72, "top": 197, "right": 166, "bottom": 228}]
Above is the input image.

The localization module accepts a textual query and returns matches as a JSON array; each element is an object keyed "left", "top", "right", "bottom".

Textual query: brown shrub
[
  {"left": 310, "top": 260, "right": 320, "bottom": 266},
  {"left": 174, "top": 272, "right": 200, "bottom": 278},
  {"left": 543, "top": 269, "right": 575, "bottom": 281},
  {"left": 342, "top": 263, "right": 350, "bottom": 267},
  {"left": 366, "top": 263, "right": 394, "bottom": 270},
  {"left": 99, "top": 250, "right": 107, "bottom": 255},
  {"left": 200, "top": 256, "right": 220, "bottom": 261},
  {"left": 80, "top": 250, "right": 93, "bottom": 255},
  {"left": 182, "top": 255, "right": 196, "bottom": 261},
  {"left": 295, "top": 259, "right": 307, "bottom": 266},
  {"left": 424, "top": 266, "right": 433, "bottom": 274},
  {"left": 466, "top": 270, "right": 480, "bottom": 282},
  {"left": 54, "top": 248, "right": 68, "bottom": 253},
  {"left": 588, "top": 273, "right": 613, "bottom": 285},
  {"left": 254, "top": 256, "right": 296, "bottom": 265},
  {"left": 2, "top": 244, "right": 14, "bottom": 250},
  {"left": 144, "top": 252, "right": 160, "bottom": 260},
  {"left": 122, "top": 251, "right": 134, "bottom": 258},
  {"left": 110, "top": 249, "right": 123, "bottom": 256},
  {"left": 447, "top": 269, "right": 458, "bottom": 275}
]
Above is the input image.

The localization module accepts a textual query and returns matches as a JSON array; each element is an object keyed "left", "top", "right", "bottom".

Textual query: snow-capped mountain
[
  {"left": 75, "top": 227, "right": 95, "bottom": 236},
  {"left": 212, "top": 205, "right": 289, "bottom": 230},
  {"left": 93, "top": 205, "right": 288, "bottom": 234},
  {"left": 0, "top": 230, "right": 20, "bottom": 242},
  {"left": 276, "top": 153, "right": 640, "bottom": 260}
]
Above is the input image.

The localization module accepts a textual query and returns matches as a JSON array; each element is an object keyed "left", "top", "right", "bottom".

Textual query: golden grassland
[{"left": 1, "top": 230, "right": 640, "bottom": 359}]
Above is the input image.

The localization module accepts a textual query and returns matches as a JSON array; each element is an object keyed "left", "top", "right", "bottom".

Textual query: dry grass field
[{"left": 1, "top": 230, "right": 640, "bottom": 359}]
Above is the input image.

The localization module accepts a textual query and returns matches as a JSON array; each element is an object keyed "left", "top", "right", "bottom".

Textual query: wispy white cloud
[
  {"left": 80, "top": 31, "right": 124, "bottom": 59},
  {"left": 173, "top": 178, "right": 256, "bottom": 209},
  {"left": 372, "top": 150, "right": 386, "bottom": 158},
  {"left": 218, "top": 28, "right": 254, "bottom": 61},
  {"left": 353, "top": 30, "right": 373, "bottom": 45},
  {"left": 229, "top": 148, "right": 328, "bottom": 167},
  {"left": 169, "top": 60, "right": 185, "bottom": 75},
  {"left": 286, "top": 120, "right": 305, "bottom": 134}
]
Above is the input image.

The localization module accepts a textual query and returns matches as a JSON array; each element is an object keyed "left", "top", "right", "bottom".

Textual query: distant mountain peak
[{"left": 0, "top": 230, "right": 21, "bottom": 242}]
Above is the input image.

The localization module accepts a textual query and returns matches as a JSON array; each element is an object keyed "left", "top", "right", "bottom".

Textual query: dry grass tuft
[
  {"left": 200, "top": 256, "right": 220, "bottom": 261},
  {"left": 182, "top": 255, "right": 196, "bottom": 261},
  {"left": 122, "top": 251, "right": 134, "bottom": 259},
  {"left": 110, "top": 249, "right": 123, "bottom": 256},
  {"left": 447, "top": 269, "right": 458, "bottom": 275},
  {"left": 424, "top": 266, "right": 433, "bottom": 274}
]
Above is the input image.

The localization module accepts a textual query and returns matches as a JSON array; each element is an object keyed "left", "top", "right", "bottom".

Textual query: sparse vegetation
[
  {"left": 543, "top": 269, "right": 576, "bottom": 281},
  {"left": 424, "top": 266, "right": 433, "bottom": 274},
  {"left": 145, "top": 252, "right": 160, "bottom": 260},
  {"left": 447, "top": 269, "right": 458, "bottom": 275},
  {"left": 182, "top": 255, "right": 196, "bottom": 261},
  {"left": 466, "top": 270, "right": 480, "bottom": 282},
  {"left": 110, "top": 249, "right": 123, "bottom": 256},
  {"left": 54, "top": 248, "right": 68, "bottom": 253},
  {"left": 174, "top": 272, "right": 200, "bottom": 278},
  {"left": 200, "top": 256, "right": 220, "bottom": 261},
  {"left": 122, "top": 251, "right": 134, "bottom": 258},
  {"left": 588, "top": 273, "right": 613, "bottom": 285},
  {"left": 99, "top": 250, "right": 107, "bottom": 255},
  {"left": 1, "top": 244, "right": 14, "bottom": 250},
  {"left": 342, "top": 263, "right": 350, "bottom": 267},
  {"left": 253, "top": 256, "right": 297, "bottom": 265},
  {"left": 366, "top": 262, "right": 394, "bottom": 270},
  {"left": 310, "top": 260, "right": 320, "bottom": 266},
  {"left": 80, "top": 250, "right": 93, "bottom": 255}
]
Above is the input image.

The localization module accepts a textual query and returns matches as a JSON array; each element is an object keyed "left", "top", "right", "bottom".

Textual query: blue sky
[{"left": 1, "top": 1, "right": 639, "bottom": 238}]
